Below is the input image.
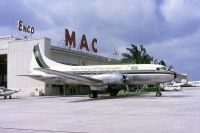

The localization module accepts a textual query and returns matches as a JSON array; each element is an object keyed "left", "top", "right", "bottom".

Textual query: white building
[{"left": 0, "top": 36, "right": 118, "bottom": 96}]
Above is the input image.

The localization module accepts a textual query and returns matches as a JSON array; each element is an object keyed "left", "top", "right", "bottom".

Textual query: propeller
[{"left": 122, "top": 74, "right": 130, "bottom": 91}]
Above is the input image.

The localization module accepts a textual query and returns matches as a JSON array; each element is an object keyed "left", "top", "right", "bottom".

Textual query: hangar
[{"left": 0, "top": 35, "right": 118, "bottom": 96}]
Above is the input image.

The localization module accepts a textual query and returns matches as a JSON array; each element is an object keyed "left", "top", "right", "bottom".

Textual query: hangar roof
[{"left": 51, "top": 45, "right": 119, "bottom": 64}]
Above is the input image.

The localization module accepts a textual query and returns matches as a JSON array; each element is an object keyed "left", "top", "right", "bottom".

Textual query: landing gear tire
[
  {"left": 110, "top": 90, "right": 118, "bottom": 97},
  {"left": 4, "top": 96, "right": 7, "bottom": 99},
  {"left": 89, "top": 91, "right": 98, "bottom": 98},
  {"left": 9, "top": 95, "right": 12, "bottom": 99},
  {"left": 156, "top": 92, "right": 162, "bottom": 97}
]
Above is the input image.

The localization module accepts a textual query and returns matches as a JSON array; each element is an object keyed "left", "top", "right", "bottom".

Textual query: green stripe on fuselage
[
  {"left": 33, "top": 45, "right": 49, "bottom": 68},
  {"left": 69, "top": 70, "right": 174, "bottom": 75}
]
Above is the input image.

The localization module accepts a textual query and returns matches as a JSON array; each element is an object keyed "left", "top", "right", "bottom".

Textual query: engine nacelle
[{"left": 91, "top": 72, "right": 125, "bottom": 85}]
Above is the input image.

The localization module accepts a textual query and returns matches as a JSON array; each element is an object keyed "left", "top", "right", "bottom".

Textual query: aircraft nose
[{"left": 174, "top": 72, "right": 177, "bottom": 79}]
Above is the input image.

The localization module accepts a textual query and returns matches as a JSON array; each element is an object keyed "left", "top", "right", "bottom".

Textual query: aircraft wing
[
  {"left": 0, "top": 89, "right": 22, "bottom": 96},
  {"left": 18, "top": 74, "right": 43, "bottom": 78},
  {"left": 35, "top": 68, "right": 103, "bottom": 85}
]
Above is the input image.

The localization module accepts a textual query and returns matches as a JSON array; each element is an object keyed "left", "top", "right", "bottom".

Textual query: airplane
[
  {"left": 0, "top": 86, "right": 21, "bottom": 99},
  {"left": 25, "top": 44, "right": 176, "bottom": 98}
]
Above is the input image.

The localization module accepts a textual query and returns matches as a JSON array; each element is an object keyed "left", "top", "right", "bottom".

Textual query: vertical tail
[
  {"left": 29, "top": 44, "right": 49, "bottom": 73},
  {"left": 29, "top": 44, "right": 70, "bottom": 74},
  {"left": 29, "top": 53, "right": 40, "bottom": 73}
]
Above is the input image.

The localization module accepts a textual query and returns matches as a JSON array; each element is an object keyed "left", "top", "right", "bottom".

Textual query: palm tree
[
  {"left": 153, "top": 59, "right": 166, "bottom": 66},
  {"left": 121, "top": 44, "right": 153, "bottom": 64},
  {"left": 155, "top": 59, "right": 174, "bottom": 70}
]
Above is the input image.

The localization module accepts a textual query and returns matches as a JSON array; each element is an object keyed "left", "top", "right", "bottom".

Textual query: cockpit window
[
  {"left": 161, "top": 67, "right": 166, "bottom": 70},
  {"left": 156, "top": 67, "right": 167, "bottom": 71}
]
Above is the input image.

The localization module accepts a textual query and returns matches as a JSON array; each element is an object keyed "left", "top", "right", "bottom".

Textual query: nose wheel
[{"left": 156, "top": 91, "right": 162, "bottom": 97}]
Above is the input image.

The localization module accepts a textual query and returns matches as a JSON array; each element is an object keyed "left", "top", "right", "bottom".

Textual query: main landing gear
[
  {"left": 89, "top": 90, "right": 98, "bottom": 98},
  {"left": 89, "top": 89, "right": 119, "bottom": 98},
  {"left": 109, "top": 90, "right": 118, "bottom": 97},
  {"left": 3, "top": 95, "right": 12, "bottom": 99}
]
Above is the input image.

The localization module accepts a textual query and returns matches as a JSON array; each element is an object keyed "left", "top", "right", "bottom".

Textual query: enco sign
[{"left": 17, "top": 20, "right": 34, "bottom": 34}]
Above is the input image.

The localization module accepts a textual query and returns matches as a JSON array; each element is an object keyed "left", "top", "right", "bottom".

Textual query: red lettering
[
  {"left": 65, "top": 29, "right": 76, "bottom": 48},
  {"left": 91, "top": 38, "right": 97, "bottom": 53},
  {"left": 80, "top": 34, "right": 89, "bottom": 51},
  {"left": 64, "top": 29, "right": 98, "bottom": 53}
]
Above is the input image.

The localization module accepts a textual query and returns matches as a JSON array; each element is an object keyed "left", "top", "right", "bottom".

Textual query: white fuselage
[{"left": 31, "top": 64, "right": 175, "bottom": 86}]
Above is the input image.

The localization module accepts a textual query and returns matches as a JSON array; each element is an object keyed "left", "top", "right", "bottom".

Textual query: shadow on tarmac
[
  {"left": 0, "top": 92, "right": 191, "bottom": 102},
  {"left": 0, "top": 126, "right": 86, "bottom": 133},
  {"left": 69, "top": 94, "right": 142, "bottom": 103},
  {"left": 0, "top": 97, "right": 21, "bottom": 100},
  {"left": 69, "top": 93, "right": 192, "bottom": 103}
]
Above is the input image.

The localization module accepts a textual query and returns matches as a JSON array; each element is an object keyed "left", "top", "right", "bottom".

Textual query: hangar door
[{"left": 0, "top": 54, "right": 7, "bottom": 87}]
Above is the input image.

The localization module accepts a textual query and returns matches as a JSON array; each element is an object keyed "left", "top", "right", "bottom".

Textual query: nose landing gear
[
  {"left": 156, "top": 91, "right": 162, "bottom": 97},
  {"left": 155, "top": 85, "right": 162, "bottom": 97}
]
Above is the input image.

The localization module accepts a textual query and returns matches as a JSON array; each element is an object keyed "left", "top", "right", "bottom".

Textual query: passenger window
[
  {"left": 157, "top": 67, "right": 166, "bottom": 71},
  {"left": 156, "top": 68, "right": 160, "bottom": 71},
  {"left": 131, "top": 66, "right": 138, "bottom": 70}
]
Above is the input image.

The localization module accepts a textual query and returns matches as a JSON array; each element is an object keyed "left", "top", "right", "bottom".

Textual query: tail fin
[
  {"left": 33, "top": 45, "right": 49, "bottom": 68},
  {"left": 29, "top": 44, "right": 70, "bottom": 73},
  {"left": 29, "top": 44, "right": 49, "bottom": 73},
  {"left": 29, "top": 53, "right": 40, "bottom": 73}
]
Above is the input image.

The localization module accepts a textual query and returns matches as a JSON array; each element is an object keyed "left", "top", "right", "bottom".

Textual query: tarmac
[{"left": 0, "top": 87, "right": 200, "bottom": 133}]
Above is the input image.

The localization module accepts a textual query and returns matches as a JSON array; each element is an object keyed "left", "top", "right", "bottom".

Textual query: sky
[{"left": 0, "top": 0, "right": 200, "bottom": 80}]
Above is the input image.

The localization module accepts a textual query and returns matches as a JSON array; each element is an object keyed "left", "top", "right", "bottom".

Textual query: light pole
[{"left": 108, "top": 49, "right": 119, "bottom": 62}]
